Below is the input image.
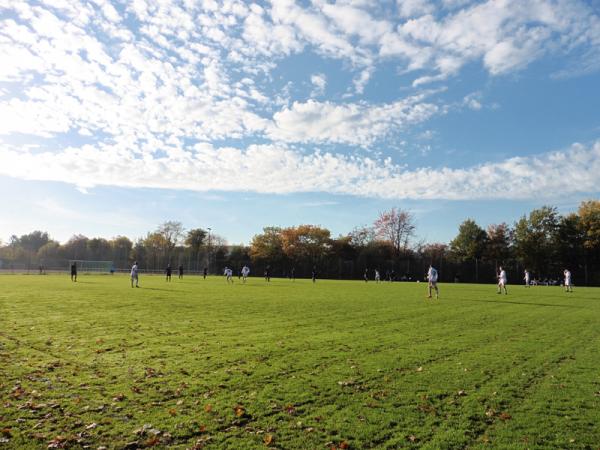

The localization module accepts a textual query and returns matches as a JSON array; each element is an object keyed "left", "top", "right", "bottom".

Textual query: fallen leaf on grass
[
  {"left": 1, "top": 428, "right": 11, "bottom": 437},
  {"left": 285, "top": 404, "right": 296, "bottom": 415},
  {"left": 339, "top": 441, "right": 350, "bottom": 449},
  {"left": 85, "top": 423, "right": 97, "bottom": 430},
  {"left": 131, "top": 386, "right": 142, "bottom": 394},
  {"left": 457, "top": 390, "right": 467, "bottom": 396},
  {"left": 47, "top": 435, "right": 69, "bottom": 449},
  {"left": 485, "top": 409, "right": 495, "bottom": 418},
  {"left": 168, "top": 408, "right": 177, "bottom": 416},
  {"left": 234, "top": 405, "right": 245, "bottom": 417},
  {"left": 416, "top": 367, "right": 423, "bottom": 372},
  {"left": 113, "top": 393, "right": 126, "bottom": 402},
  {"left": 263, "top": 434, "right": 274, "bottom": 446},
  {"left": 204, "top": 404, "right": 213, "bottom": 413},
  {"left": 498, "top": 412, "right": 512, "bottom": 421},
  {"left": 408, "top": 435, "right": 418, "bottom": 442}
]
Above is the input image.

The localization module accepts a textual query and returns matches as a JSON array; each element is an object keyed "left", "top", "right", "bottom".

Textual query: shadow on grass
[{"left": 459, "top": 298, "right": 581, "bottom": 308}]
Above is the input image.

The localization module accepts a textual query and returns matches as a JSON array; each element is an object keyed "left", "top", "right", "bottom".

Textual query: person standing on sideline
[
  {"left": 311, "top": 266, "right": 317, "bottom": 283},
  {"left": 178, "top": 264, "right": 184, "bottom": 279},
  {"left": 241, "top": 265, "right": 250, "bottom": 283},
  {"left": 497, "top": 266, "right": 508, "bottom": 295},
  {"left": 427, "top": 265, "right": 439, "bottom": 299},
  {"left": 165, "top": 264, "right": 172, "bottom": 282},
  {"left": 131, "top": 261, "right": 139, "bottom": 288},
  {"left": 564, "top": 269, "right": 573, "bottom": 292},
  {"left": 363, "top": 268, "right": 368, "bottom": 282},
  {"left": 70, "top": 262, "right": 77, "bottom": 282},
  {"left": 524, "top": 269, "right": 530, "bottom": 287},
  {"left": 203, "top": 267, "right": 208, "bottom": 279}
]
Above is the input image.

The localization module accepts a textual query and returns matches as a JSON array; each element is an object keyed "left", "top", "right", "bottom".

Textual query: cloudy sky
[{"left": 1, "top": 0, "right": 599, "bottom": 244}]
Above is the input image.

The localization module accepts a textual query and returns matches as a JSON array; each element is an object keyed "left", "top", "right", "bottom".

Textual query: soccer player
[
  {"left": 264, "top": 265, "right": 271, "bottom": 282},
  {"left": 290, "top": 267, "right": 295, "bottom": 281},
  {"left": 564, "top": 269, "right": 573, "bottom": 292},
  {"left": 497, "top": 266, "right": 508, "bottom": 295},
  {"left": 70, "top": 262, "right": 77, "bottom": 282},
  {"left": 524, "top": 269, "right": 530, "bottom": 287},
  {"left": 178, "top": 264, "right": 184, "bottom": 279},
  {"left": 364, "top": 268, "right": 368, "bottom": 282},
  {"left": 224, "top": 267, "right": 233, "bottom": 283},
  {"left": 131, "top": 261, "right": 139, "bottom": 288},
  {"left": 203, "top": 267, "right": 208, "bottom": 279},
  {"left": 427, "top": 265, "right": 439, "bottom": 299},
  {"left": 375, "top": 269, "right": 381, "bottom": 283},
  {"left": 311, "top": 266, "right": 317, "bottom": 283},
  {"left": 165, "top": 264, "right": 172, "bottom": 282},
  {"left": 241, "top": 265, "right": 250, "bottom": 283}
]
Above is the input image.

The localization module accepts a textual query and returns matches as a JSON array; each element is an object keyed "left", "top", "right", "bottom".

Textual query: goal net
[{"left": 69, "top": 260, "right": 115, "bottom": 274}]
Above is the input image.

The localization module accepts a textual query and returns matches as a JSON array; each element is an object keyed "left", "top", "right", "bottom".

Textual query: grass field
[{"left": 0, "top": 275, "right": 599, "bottom": 449}]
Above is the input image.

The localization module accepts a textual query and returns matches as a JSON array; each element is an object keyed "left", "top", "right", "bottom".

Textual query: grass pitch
[{"left": 0, "top": 275, "right": 599, "bottom": 449}]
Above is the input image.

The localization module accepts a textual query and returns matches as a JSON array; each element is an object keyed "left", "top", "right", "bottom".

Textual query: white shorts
[{"left": 499, "top": 279, "right": 506, "bottom": 286}]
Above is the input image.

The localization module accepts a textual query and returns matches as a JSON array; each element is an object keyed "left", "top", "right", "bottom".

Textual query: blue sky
[{"left": 1, "top": 0, "right": 599, "bottom": 245}]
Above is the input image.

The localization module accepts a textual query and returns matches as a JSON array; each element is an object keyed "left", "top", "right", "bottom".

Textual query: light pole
[{"left": 207, "top": 227, "right": 211, "bottom": 275}]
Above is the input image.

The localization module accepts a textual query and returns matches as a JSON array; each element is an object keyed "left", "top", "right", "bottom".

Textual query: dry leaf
[
  {"left": 263, "top": 434, "right": 273, "bottom": 446},
  {"left": 457, "top": 390, "right": 467, "bottom": 396},
  {"left": 113, "top": 393, "right": 126, "bottom": 402},
  {"left": 168, "top": 408, "right": 177, "bottom": 416},
  {"left": 339, "top": 441, "right": 350, "bottom": 449},
  {"left": 204, "top": 404, "right": 213, "bottom": 413},
  {"left": 416, "top": 367, "right": 423, "bottom": 372},
  {"left": 498, "top": 412, "right": 512, "bottom": 421},
  {"left": 408, "top": 435, "right": 418, "bottom": 442},
  {"left": 234, "top": 405, "right": 245, "bottom": 417}
]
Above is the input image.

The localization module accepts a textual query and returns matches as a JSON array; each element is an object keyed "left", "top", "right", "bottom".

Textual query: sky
[{"left": 1, "top": 0, "right": 600, "bottom": 245}]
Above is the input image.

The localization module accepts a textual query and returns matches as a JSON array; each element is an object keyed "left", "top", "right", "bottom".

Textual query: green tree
[
  {"left": 185, "top": 228, "right": 207, "bottom": 270},
  {"left": 484, "top": 223, "right": 512, "bottom": 270},
  {"left": 513, "top": 206, "right": 560, "bottom": 277},
  {"left": 250, "top": 227, "right": 284, "bottom": 264},
  {"left": 450, "top": 219, "right": 487, "bottom": 281}
]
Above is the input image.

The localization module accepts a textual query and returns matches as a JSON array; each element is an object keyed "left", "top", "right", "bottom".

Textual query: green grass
[{"left": 0, "top": 275, "right": 599, "bottom": 449}]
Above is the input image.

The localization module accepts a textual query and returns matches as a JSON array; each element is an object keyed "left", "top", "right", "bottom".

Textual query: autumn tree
[
  {"left": 373, "top": 208, "right": 415, "bottom": 259},
  {"left": 250, "top": 227, "right": 284, "bottom": 264},
  {"left": 280, "top": 225, "right": 332, "bottom": 263},
  {"left": 578, "top": 200, "right": 600, "bottom": 257}
]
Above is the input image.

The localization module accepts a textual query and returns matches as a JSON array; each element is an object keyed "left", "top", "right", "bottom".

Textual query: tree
[
  {"left": 156, "top": 221, "right": 185, "bottom": 260},
  {"left": 373, "top": 208, "right": 415, "bottom": 258},
  {"left": 185, "top": 228, "right": 207, "bottom": 270},
  {"left": 513, "top": 206, "right": 560, "bottom": 276},
  {"left": 63, "top": 235, "right": 89, "bottom": 259},
  {"left": 110, "top": 236, "right": 133, "bottom": 267},
  {"left": 250, "top": 227, "right": 284, "bottom": 263},
  {"left": 348, "top": 225, "right": 375, "bottom": 248},
  {"left": 449, "top": 219, "right": 487, "bottom": 281},
  {"left": 484, "top": 223, "right": 512, "bottom": 270},
  {"left": 17, "top": 231, "right": 51, "bottom": 254},
  {"left": 578, "top": 200, "right": 600, "bottom": 256},
  {"left": 281, "top": 225, "right": 332, "bottom": 263}
]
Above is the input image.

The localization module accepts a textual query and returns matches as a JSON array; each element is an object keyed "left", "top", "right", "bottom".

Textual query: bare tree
[
  {"left": 373, "top": 208, "right": 416, "bottom": 257},
  {"left": 156, "top": 221, "right": 185, "bottom": 261}
]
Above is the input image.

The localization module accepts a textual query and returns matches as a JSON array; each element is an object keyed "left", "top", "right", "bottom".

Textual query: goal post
[{"left": 69, "top": 260, "right": 115, "bottom": 274}]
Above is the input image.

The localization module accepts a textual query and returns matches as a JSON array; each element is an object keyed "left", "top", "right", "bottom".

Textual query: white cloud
[
  {"left": 310, "top": 73, "right": 327, "bottom": 96},
  {"left": 1, "top": 140, "right": 599, "bottom": 201},
  {"left": 268, "top": 95, "right": 441, "bottom": 146}
]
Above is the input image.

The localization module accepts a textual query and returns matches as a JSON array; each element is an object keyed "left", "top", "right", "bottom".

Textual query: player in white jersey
[
  {"left": 241, "top": 265, "right": 250, "bottom": 283},
  {"left": 375, "top": 269, "right": 381, "bottom": 283},
  {"left": 524, "top": 269, "right": 530, "bottom": 287},
  {"left": 224, "top": 267, "right": 233, "bottom": 283},
  {"left": 130, "top": 261, "right": 139, "bottom": 288},
  {"left": 427, "top": 265, "right": 439, "bottom": 299},
  {"left": 497, "top": 267, "right": 508, "bottom": 295},
  {"left": 563, "top": 269, "right": 573, "bottom": 292}
]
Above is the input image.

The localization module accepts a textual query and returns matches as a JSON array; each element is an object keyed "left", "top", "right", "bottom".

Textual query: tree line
[{"left": 1, "top": 201, "right": 599, "bottom": 284}]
